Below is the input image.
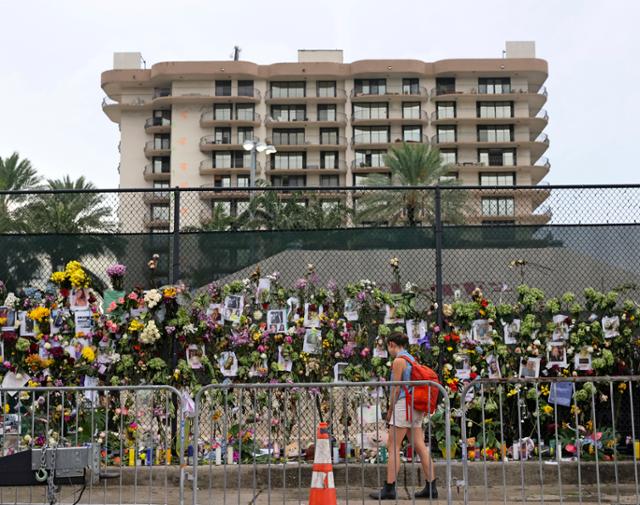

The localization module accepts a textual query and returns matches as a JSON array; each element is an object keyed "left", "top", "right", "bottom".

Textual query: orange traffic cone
[{"left": 309, "top": 422, "right": 337, "bottom": 505}]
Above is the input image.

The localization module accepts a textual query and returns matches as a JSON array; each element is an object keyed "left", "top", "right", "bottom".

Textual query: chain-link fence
[{"left": 2, "top": 185, "right": 640, "bottom": 304}]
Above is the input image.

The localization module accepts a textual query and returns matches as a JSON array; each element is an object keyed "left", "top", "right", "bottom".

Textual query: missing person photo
[
  {"left": 406, "top": 320, "right": 426, "bottom": 345},
  {"left": 18, "top": 311, "right": 35, "bottom": 336},
  {"left": 384, "top": 305, "right": 403, "bottom": 325},
  {"left": 602, "top": 315, "right": 620, "bottom": 339},
  {"left": 551, "top": 314, "right": 570, "bottom": 341},
  {"left": 207, "top": 304, "right": 223, "bottom": 324},
  {"left": 0, "top": 307, "right": 16, "bottom": 331},
  {"left": 50, "top": 308, "right": 66, "bottom": 335},
  {"left": 575, "top": 349, "right": 593, "bottom": 371},
  {"left": 187, "top": 344, "right": 205, "bottom": 369},
  {"left": 547, "top": 342, "right": 568, "bottom": 368},
  {"left": 344, "top": 299, "right": 359, "bottom": 321},
  {"left": 373, "top": 337, "right": 388, "bottom": 359},
  {"left": 277, "top": 345, "right": 293, "bottom": 372},
  {"left": 218, "top": 351, "right": 238, "bottom": 377},
  {"left": 267, "top": 309, "right": 287, "bottom": 333},
  {"left": 256, "top": 278, "right": 271, "bottom": 298},
  {"left": 519, "top": 357, "right": 541, "bottom": 378},
  {"left": 303, "top": 303, "right": 323, "bottom": 328},
  {"left": 333, "top": 362, "right": 349, "bottom": 382},
  {"left": 486, "top": 354, "right": 501, "bottom": 379},
  {"left": 472, "top": 319, "right": 493, "bottom": 344},
  {"left": 502, "top": 318, "right": 520, "bottom": 345},
  {"left": 302, "top": 328, "right": 322, "bottom": 354},
  {"left": 454, "top": 353, "right": 471, "bottom": 380},
  {"left": 70, "top": 288, "right": 90, "bottom": 310},
  {"left": 223, "top": 295, "right": 244, "bottom": 322}
]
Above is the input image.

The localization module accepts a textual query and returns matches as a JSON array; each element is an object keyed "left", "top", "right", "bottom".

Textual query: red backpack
[{"left": 399, "top": 355, "right": 440, "bottom": 415}]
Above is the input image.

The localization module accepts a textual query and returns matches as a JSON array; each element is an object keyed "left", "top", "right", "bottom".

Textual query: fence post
[
  {"left": 434, "top": 185, "right": 445, "bottom": 373},
  {"left": 171, "top": 186, "right": 181, "bottom": 284}
]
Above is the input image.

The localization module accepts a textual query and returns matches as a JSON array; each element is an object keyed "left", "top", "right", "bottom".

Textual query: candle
[
  {"left": 227, "top": 445, "right": 234, "bottom": 465},
  {"left": 128, "top": 447, "right": 135, "bottom": 466},
  {"left": 166, "top": 449, "right": 172, "bottom": 465},
  {"left": 215, "top": 445, "right": 222, "bottom": 466},
  {"left": 146, "top": 448, "right": 153, "bottom": 466}
]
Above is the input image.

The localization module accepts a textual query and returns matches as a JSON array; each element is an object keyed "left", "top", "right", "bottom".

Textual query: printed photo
[
  {"left": 519, "top": 357, "right": 541, "bottom": 379},
  {"left": 373, "top": 337, "right": 388, "bottom": 359},
  {"left": 551, "top": 314, "right": 570, "bottom": 341},
  {"left": 50, "top": 309, "right": 66, "bottom": 335},
  {"left": 70, "top": 288, "right": 90, "bottom": 310},
  {"left": 18, "top": 311, "right": 35, "bottom": 336},
  {"left": 302, "top": 328, "right": 322, "bottom": 354},
  {"left": 406, "top": 320, "right": 427, "bottom": 345},
  {"left": 277, "top": 345, "right": 293, "bottom": 372},
  {"left": 249, "top": 359, "right": 269, "bottom": 378},
  {"left": 207, "top": 304, "right": 223, "bottom": 324},
  {"left": 74, "top": 310, "right": 93, "bottom": 335},
  {"left": 454, "top": 353, "right": 471, "bottom": 380},
  {"left": 256, "top": 278, "right": 271, "bottom": 299},
  {"left": 602, "top": 315, "right": 620, "bottom": 339},
  {"left": 334, "top": 362, "right": 349, "bottom": 382},
  {"left": 303, "top": 303, "right": 323, "bottom": 328},
  {"left": 218, "top": 351, "right": 238, "bottom": 377},
  {"left": 486, "top": 354, "right": 501, "bottom": 379},
  {"left": 344, "top": 299, "right": 359, "bottom": 322},
  {"left": 187, "top": 344, "right": 205, "bottom": 369},
  {"left": 384, "top": 305, "right": 403, "bottom": 325},
  {"left": 547, "top": 342, "right": 568, "bottom": 368},
  {"left": 267, "top": 310, "right": 287, "bottom": 333},
  {"left": 502, "top": 319, "right": 520, "bottom": 345},
  {"left": 574, "top": 349, "right": 593, "bottom": 371},
  {"left": 223, "top": 295, "right": 244, "bottom": 322},
  {"left": 0, "top": 307, "right": 16, "bottom": 331},
  {"left": 287, "top": 297, "right": 300, "bottom": 316},
  {"left": 472, "top": 319, "right": 493, "bottom": 344},
  {"left": 549, "top": 382, "right": 574, "bottom": 407}
]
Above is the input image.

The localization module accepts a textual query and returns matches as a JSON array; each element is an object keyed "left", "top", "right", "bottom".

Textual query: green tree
[
  {"left": 355, "top": 143, "right": 465, "bottom": 226},
  {"left": 0, "top": 152, "right": 41, "bottom": 232}
]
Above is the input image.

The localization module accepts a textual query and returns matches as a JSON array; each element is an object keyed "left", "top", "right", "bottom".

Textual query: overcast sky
[{"left": 1, "top": 0, "right": 639, "bottom": 188}]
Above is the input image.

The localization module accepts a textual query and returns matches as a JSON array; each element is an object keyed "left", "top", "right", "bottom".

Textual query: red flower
[
  {"left": 481, "top": 299, "right": 489, "bottom": 308},
  {"left": 452, "top": 334, "right": 460, "bottom": 343},
  {"left": 470, "top": 372, "right": 478, "bottom": 380},
  {"left": 443, "top": 335, "right": 451, "bottom": 343}
]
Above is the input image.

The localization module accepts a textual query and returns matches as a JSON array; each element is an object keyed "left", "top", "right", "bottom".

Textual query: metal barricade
[
  {"left": 0, "top": 385, "right": 186, "bottom": 505},
  {"left": 190, "top": 380, "right": 452, "bottom": 505},
  {"left": 459, "top": 376, "right": 640, "bottom": 504}
]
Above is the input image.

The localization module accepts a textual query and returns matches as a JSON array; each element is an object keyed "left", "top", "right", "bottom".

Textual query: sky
[{"left": 1, "top": 0, "right": 639, "bottom": 189}]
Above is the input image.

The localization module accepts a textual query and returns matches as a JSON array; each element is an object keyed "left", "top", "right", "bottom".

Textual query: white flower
[
  {"left": 533, "top": 339, "right": 541, "bottom": 346},
  {"left": 4, "top": 293, "right": 18, "bottom": 308},
  {"left": 253, "top": 310, "right": 263, "bottom": 321},
  {"left": 183, "top": 323, "right": 196, "bottom": 334},
  {"left": 144, "top": 289, "right": 162, "bottom": 309},
  {"left": 587, "top": 346, "right": 594, "bottom": 354},
  {"left": 140, "top": 321, "right": 161, "bottom": 344},
  {"left": 445, "top": 363, "right": 453, "bottom": 371}
]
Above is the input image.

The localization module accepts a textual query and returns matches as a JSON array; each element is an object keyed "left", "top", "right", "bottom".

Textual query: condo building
[{"left": 101, "top": 41, "right": 549, "bottom": 230}]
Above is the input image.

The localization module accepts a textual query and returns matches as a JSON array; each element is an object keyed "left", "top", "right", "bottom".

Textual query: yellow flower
[
  {"left": 619, "top": 383, "right": 628, "bottom": 393},
  {"left": 163, "top": 287, "right": 177, "bottom": 299},
  {"left": 128, "top": 320, "right": 145, "bottom": 333},
  {"left": 322, "top": 339, "right": 330, "bottom": 349},
  {"left": 69, "top": 270, "right": 89, "bottom": 288},
  {"left": 28, "top": 307, "right": 50, "bottom": 323},
  {"left": 542, "top": 405, "right": 553, "bottom": 415},
  {"left": 0, "top": 317, "right": 6, "bottom": 326},
  {"left": 3, "top": 404, "right": 9, "bottom": 414},
  {"left": 586, "top": 420, "right": 593, "bottom": 431},
  {"left": 540, "top": 385, "right": 550, "bottom": 396},
  {"left": 50, "top": 271, "right": 68, "bottom": 285},
  {"left": 81, "top": 347, "right": 96, "bottom": 363},
  {"left": 507, "top": 387, "right": 519, "bottom": 398},
  {"left": 570, "top": 405, "right": 581, "bottom": 415},
  {"left": 28, "top": 380, "right": 39, "bottom": 388}
]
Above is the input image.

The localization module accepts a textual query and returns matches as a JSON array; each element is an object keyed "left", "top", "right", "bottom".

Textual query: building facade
[{"left": 102, "top": 42, "right": 549, "bottom": 230}]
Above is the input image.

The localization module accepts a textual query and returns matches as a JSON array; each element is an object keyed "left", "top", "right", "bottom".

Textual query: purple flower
[
  {"left": 327, "top": 279, "right": 337, "bottom": 291},
  {"left": 294, "top": 278, "right": 307, "bottom": 290},
  {"left": 357, "top": 291, "right": 366, "bottom": 302},
  {"left": 106, "top": 264, "right": 127, "bottom": 278},
  {"left": 230, "top": 329, "right": 250, "bottom": 347},
  {"left": 342, "top": 342, "right": 355, "bottom": 358},
  {"left": 165, "top": 325, "right": 176, "bottom": 335},
  {"left": 309, "top": 273, "right": 319, "bottom": 285},
  {"left": 207, "top": 283, "right": 219, "bottom": 297}
]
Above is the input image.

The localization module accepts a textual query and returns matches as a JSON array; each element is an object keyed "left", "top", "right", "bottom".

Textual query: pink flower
[
  {"left": 107, "top": 301, "right": 117, "bottom": 313},
  {"left": 127, "top": 292, "right": 138, "bottom": 301},
  {"left": 360, "top": 347, "right": 370, "bottom": 358},
  {"left": 285, "top": 336, "right": 292, "bottom": 344},
  {"left": 118, "top": 297, "right": 125, "bottom": 304},
  {"left": 257, "top": 345, "right": 266, "bottom": 353}
]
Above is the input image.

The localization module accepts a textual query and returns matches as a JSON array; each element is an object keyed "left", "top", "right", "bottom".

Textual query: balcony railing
[
  {"left": 351, "top": 111, "right": 429, "bottom": 122},
  {"left": 144, "top": 140, "right": 171, "bottom": 151},
  {"left": 200, "top": 135, "right": 257, "bottom": 146},
  {"left": 350, "top": 86, "right": 429, "bottom": 98},
  {"left": 212, "top": 88, "right": 261, "bottom": 100},
  {"left": 200, "top": 111, "right": 261, "bottom": 123},
  {"left": 351, "top": 160, "right": 389, "bottom": 169},
  {"left": 352, "top": 135, "right": 428, "bottom": 145},
  {"left": 267, "top": 135, "right": 348, "bottom": 147},
  {"left": 199, "top": 159, "right": 258, "bottom": 171},
  {"left": 265, "top": 112, "right": 348, "bottom": 124},
  {"left": 430, "top": 108, "right": 549, "bottom": 122},
  {"left": 533, "top": 133, "right": 549, "bottom": 144},
  {"left": 266, "top": 160, "right": 347, "bottom": 171},
  {"left": 145, "top": 117, "right": 172, "bottom": 129},
  {"left": 265, "top": 89, "right": 347, "bottom": 100},
  {"left": 144, "top": 164, "right": 170, "bottom": 177},
  {"left": 153, "top": 88, "right": 172, "bottom": 99},
  {"left": 431, "top": 85, "right": 548, "bottom": 97},
  {"left": 101, "top": 96, "right": 118, "bottom": 107}
]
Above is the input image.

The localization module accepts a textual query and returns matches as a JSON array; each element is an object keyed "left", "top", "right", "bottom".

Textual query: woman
[{"left": 370, "top": 331, "right": 437, "bottom": 500}]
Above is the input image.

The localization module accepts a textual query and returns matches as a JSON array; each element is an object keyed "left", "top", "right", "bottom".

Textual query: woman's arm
[{"left": 386, "top": 357, "right": 406, "bottom": 423}]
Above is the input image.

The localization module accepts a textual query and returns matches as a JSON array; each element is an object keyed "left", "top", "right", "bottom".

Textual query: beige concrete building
[{"left": 101, "top": 41, "right": 549, "bottom": 230}]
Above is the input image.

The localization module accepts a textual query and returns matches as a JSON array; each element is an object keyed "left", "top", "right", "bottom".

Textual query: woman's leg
[
  {"left": 387, "top": 425, "right": 408, "bottom": 484},
  {"left": 410, "top": 426, "right": 436, "bottom": 481}
]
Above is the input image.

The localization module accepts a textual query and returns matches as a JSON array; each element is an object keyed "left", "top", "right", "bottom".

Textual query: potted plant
[{"left": 431, "top": 408, "right": 460, "bottom": 459}]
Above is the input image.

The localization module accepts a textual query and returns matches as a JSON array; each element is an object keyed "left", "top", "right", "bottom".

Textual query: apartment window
[
  {"left": 436, "top": 126, "right": 456, "bottom": 143},
  {"left": 481, "top": 197, "right": 515, "bottom": 216},
  {"left": 153, "top": 87, "right": 171, "bottom": 98},
  {"left": 480, "top": 172, "right": 516, "bottom": 186},
  {"left": 214, "top": 104, "right": 232, "bottom": 120},
  {"left": 237, "top": 176, "right": 250, "bottom": 188},
  {"left": 235, "top": 104, "right": 255, "bottom": 121},
  {"left": 214, "top": 127, "right": 231, "bottom": 144},
  {"left": 214, "top": 175, "right": 232, "bottom": 188},
  {"left": 478, "top": 149, "right": 516, "bottom": 166},
  {"left": 354, "top": 173, "right": 391, "bottom": 186},
  {"left": 318, "top": 104, "right": 336, "bottom": 121},
  {"left": 402, "top": 78, "right": 420, "bottom": 95},
  {"left": 232, "top": 151, "right": 251, "bottom": 168},
  {"left": 353, "top": 103, "right": 388, "bottom": 120},
  {"left": 402, "top": 102, "right": 421, "bottom": 119},
  {"left": 402, "top": 126, "right": 422, "bottom": 142},
  {"left": 273, "top": 152, "right": 305, "bottom": 169},
  {"left": 272, "top": 129, "right": 305, "bottom": 145},
  {"left": 271, "top": 175, "right": 307, "bottom": 187},
  {"left": 478, "top": 77, "right": 511, "bottom": 94},
  {"left": 237, "top": 127, "right": 254, "bottom": 144},
  {"left": 320, "top": 128, "right": 339, "bottom": 145},
  {"left": 151, "top": 204, "right": 169, "bottom": 221},
  {"left": 437, "top": 102, "right": 456, "bottom": 119},
  {"left": 354, "top": 126, "right": 390, "bottom": 144},
  {"left": 320, "top": 175, "right": 340, "bottom": 187},
  {"left": 237, "top": 80, "right": 254, "bottom": 97},
  {"left": 213, "top": 152, "right": 231, "bottom": 168},
  {"left": 236, "top": 200, "right": 250, "bottom": 215},
  {"left": 153, "top": 134, "right": 170, "bottom": 149},
  {"left": 439, "top": 172, "right": 458, "bottom": 183},
  {"left": 355, "top": 150, "right": 386, "bottom": 167},
  {"left": 152, "top": 157, "right": 170, "bottom": 173},
  {"left": 440, "top": 149, "right": 457, "bottom": 165},
  {"left": 435, "top": 77, "right": 455, "bottom": 95},
  {"left": 270, "top": 81, "right": 306, "bottom": 98},
  {"left": 321, "top": 152, "right": 338, "bottom": 169},
  {"left": 477, "top": 126, "right": 513, "bottom": 142},
  {"left": 214, "top": 201, "right": 232, "bottom": 216},
  {"left": 317, "top": 81, "right": 337, "bottom": 97},
  {"left": 354, "top": 79, "right": 386, "bottom": 96},
  {"left": 151, "top": 110, "right": 171, "bottom": 126},
  {"left": 271, "top": 105, "right": 306, "bottom": 121},
  {"left": 321, "top": 201, "right": 339, "bottom": 211},
  {"left": 153, "top": 181, "right": 170, "bottom": 198},
  {"left": 215, "top": 80, "right": 232, "bottom": 96},
  {"left": 477, "top": 101, "right": 513, "bottom": 118}
]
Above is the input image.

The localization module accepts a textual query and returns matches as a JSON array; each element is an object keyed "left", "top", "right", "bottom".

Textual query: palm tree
[
  {"left": 23, "top": 176, "right": 121, "bottom": 273},
  {"left": 195, "top": 203, "right": 237, "bottom": 231},
  {"left": 355, "top": 143, "right": 465, "bottom": 226},
  {"left": 0, "top": 152, "right": 41, "bottom": 232}
]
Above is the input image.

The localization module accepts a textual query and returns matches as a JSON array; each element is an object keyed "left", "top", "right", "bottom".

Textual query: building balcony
[
  {"left": 144, "top": 117, "right": 172, "bottom": 134},
  {"left": 143, "top": 212, "right": 171, "bottom": 229},
  {"left": 265, "top": 89, "right": 347, "bottom": 104},
  {"left": 199, "top": 135, "right": 254, "bottom": 151},
  {"left": 430, "top": 85, "right": 548, "bottom": 114},
  {"left": 431, "top": 108, "right": 548, "bottom": 128},
  {"left": 351, "top": 135, "right": 428, "bottom": 149},
  {"left": 142, "top": 191, "right": 171, "bottom": 204},
  {"left": 350, "top": 160, "right": 391, "bottom": 174},
  {"left": 197, "top": 188, "right": 251, "bottom": 201},
  {"left": 144, "top": 140, "right": 171, "bottom": 157},
  {"left": 199, "top": 159, "right": 255, "bottom": 176},
  {"left": 431, "top": 133, "right": 549, "bottom": 158},
  {"left": 264, "top": 112, "right": 348, "bottom": 127},
  {"left": 266, "top": 160, "right": 347, "bottom": 175},
  {"left": 266, "top": 136, "right": 348, "bottom": 151},
  {"left": 143, "top": 164, "right": 171, "bottom": 182},
  {"left": 454, "top": 157, "right": 550, "bottom": 185},
  {"left": 350, "top": 111, "right": 429, "bottom": 126},
  {"left": 350, "top": 86, "right": 429, "bottom": 102},
  {"left": 200, "top": 111, "right": 261, "bottom": 128},
  {"left": 208, "top": 89, "right": 262, "bottom": 103}
]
